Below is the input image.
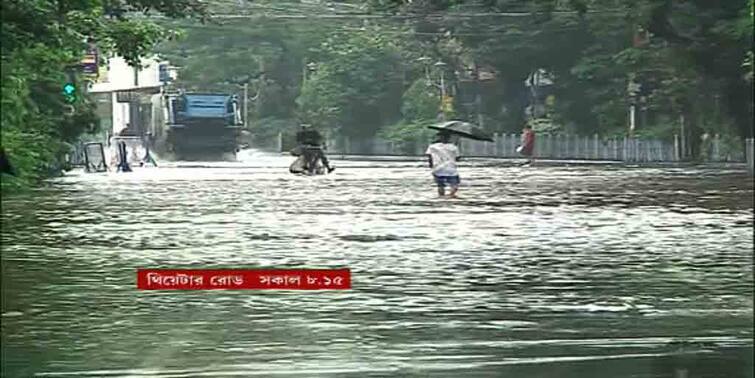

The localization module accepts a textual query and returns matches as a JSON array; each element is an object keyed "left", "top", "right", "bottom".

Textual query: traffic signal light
[
  {"left": 62, "top": 68, "right": 78, "bottom": 103},
  {"left": 63, "top": 82, "right": 77, "bottom": 103}
]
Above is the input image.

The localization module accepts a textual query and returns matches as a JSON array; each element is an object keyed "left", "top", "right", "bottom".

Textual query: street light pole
[
  {"left": 627, "top": 76, "right": 640, "bottom": 137},
  {"left": 440, "top": 69, "right": 446, "bottom": 99},
  {"left": 417, "top": 57, "right": 450, "bottom": 122},
  {"left": 435, "top": 60, "right": 447, "bottom": 121},
  {"left": 302, "top": 58, "right": 308, "bottom": 86},
  {"left": 243, "top": 82, "right": 248, "bottom": 128},
  {"left": 629, "top": 104, "right": 636, "bottom": 135}
]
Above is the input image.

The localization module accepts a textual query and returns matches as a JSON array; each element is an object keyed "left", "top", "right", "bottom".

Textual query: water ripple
[{"left": 2, "top": 153, "right": 753, "bottom": 377}]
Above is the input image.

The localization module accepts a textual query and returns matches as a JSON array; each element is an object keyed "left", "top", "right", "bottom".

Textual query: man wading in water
[{"left": 426, "top": 131, "right": 461, "bottom": 198}]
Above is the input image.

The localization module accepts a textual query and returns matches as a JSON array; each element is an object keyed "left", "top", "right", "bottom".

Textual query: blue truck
[{"left": 166, "top": 92, "right": 243, "bottom": 160}]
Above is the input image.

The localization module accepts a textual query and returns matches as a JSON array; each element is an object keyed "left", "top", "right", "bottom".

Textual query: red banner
[{"left": 137, "top": 269, "right": 351, "bottom": 290}]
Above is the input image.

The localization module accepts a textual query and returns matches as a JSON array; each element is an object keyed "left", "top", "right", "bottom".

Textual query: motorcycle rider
[{"left": 294, "top": 124, "right": 334, "bottom": 174}]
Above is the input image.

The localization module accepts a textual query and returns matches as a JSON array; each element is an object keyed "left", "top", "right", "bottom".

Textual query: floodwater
[{"left": 2, "top": 150, "right": 753, "bottom": 377}]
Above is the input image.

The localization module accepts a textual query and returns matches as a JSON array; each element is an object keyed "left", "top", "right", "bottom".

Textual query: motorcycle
[{"left": 289, "top": 145, "right": 331, "bottom": 176}]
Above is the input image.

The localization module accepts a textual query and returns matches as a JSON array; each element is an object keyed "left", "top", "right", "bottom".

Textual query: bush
[
  {"left": 527, "top": 118, "right": 564, "bottom": 135},
  {"left": 379, "top": 119, "right": 435, "bottom": 142}
]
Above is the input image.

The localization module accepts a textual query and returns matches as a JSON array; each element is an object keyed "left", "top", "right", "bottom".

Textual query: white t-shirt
[{"left": 425, "top": 142, "right": 460, "bottom": 176}]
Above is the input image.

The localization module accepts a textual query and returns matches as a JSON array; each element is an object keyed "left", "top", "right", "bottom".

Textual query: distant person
[
  {"left": 120, "top": 123, "right": 137, "bottom": 136},
  {"left": 294, "top": 125, "right": 334, "bottom": 174},
  {"left": 116, "top": 142, "right": 132, "bottom": 172},
  {"left": 426, "top": 131, "right": 461, "bottom": 198},
  {"left": 700, "top": 132, "right": 712, "bottom": 162},
  {"left": 296, "top": 125, "right": 322, "bottom": 146},
  {"left": 517, "top": 124, "right": 536, "bottom": 165}
]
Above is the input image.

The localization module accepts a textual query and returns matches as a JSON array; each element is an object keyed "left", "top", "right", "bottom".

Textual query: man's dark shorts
[{"left": 433, "top": 174, "right": 460, "bottom": 187}]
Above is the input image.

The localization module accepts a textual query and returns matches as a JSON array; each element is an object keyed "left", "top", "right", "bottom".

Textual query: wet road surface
[{"left": 2, "top": 150, "right": 753, "bottom": 377}]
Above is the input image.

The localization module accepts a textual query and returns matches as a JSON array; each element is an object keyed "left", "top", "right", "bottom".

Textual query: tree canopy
[
  {"left": 156, "top": 0, "right": 751, "bottom": 154},
  {"left": 1, "top": 0, "right": 206, "bottom": 189},
  {"left": 2, "top": 0, "right": 751, "bottom": 189}
]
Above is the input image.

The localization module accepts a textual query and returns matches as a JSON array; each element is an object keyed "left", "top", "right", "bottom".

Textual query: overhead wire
[
  {"left": 159, "top": 18, "right": 597, "bottom": 39},
  {"left": 206, "top": 9, "right": 626, "bottom": 20},
  {"left": 163, "top": 19, "right": 595, "bottom": 39},
  {"left": 152, "top": 4, "right": 624, "bottom": 39}
]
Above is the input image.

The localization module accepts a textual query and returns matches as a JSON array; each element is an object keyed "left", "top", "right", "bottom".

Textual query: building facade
[
  {"left": 89, "top": 55, "right": 176, "bottom": 138},
  {"left": 85, "top": 55, "right": 177, "bottom": 165}
]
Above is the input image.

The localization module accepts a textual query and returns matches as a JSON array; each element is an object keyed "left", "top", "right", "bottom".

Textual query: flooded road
[{"left": 2, "top": 150, "right": 753, "bottom": 377}]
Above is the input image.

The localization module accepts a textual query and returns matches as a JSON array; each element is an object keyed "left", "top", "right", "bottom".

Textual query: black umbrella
[{"left": 428, "top": 121, "right": 494, "bottom": 142}]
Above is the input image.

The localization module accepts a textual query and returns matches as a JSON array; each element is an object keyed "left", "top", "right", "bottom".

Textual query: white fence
[
  {"left": 326, "top": 133, "right": 748, "bottom": 164},
  {"left": 458, "top": 134, "right": 675, "bottom": 162}
]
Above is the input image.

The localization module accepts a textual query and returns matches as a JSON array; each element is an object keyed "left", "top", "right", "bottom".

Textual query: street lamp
[
  {"left": 417, "top": 57, "right": 449, "bottom": 121},
  {"left": 434, "top": 60, "right": 447, "bottom": 103},
  {"left": 627, "top": 75, "right": 641, "bottom": 136}
]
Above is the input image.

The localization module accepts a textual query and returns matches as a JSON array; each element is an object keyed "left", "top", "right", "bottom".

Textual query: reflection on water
[{"left": 1, "top": 151, "right": 753, "bottom": 377}]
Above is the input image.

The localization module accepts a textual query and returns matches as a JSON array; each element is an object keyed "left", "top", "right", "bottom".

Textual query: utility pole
[
  {"left": 436, "top": 60, "right": 447, "bottom": 122},
  {"left": 439, "top": 68, "right": 446, "bottom": 100},
  {"left": 627, "top": 76, "right": 640, "bottom": 136},
  {"left": 259, "top": 60, "right": 265, "bottom": 116},
  {"left": 629, "top": 104, "right": 636, "bottom": 135},
  {"left": 243, "top": 82, "right": 248, "bottom": 128},
  {"left": 477, "top": 93, "right": 483, "bottom": 127},
  {"left": 680, "top": 113, "right": 686, "bottom": 159},
  {"left": 302, "top": 58, "right": 307, "bottom": 86},
  {"left": 475, "top": 64, "right": 483, "bottom": 128}
]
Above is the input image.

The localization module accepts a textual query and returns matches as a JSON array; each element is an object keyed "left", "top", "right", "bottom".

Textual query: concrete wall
[{"left": 90, "top": 56, "right": 164, "bottom": 92}]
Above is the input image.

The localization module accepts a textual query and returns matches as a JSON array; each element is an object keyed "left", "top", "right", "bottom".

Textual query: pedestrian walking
[
  {"left": 426, "top": 131, "right": 461, "bottom": 198},
  {"left": 517, "top": 124, "right": 536, "bottom": 165}
]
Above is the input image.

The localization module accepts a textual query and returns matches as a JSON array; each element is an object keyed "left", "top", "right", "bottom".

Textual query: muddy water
[{"left": 1, "top": 151, "right": 753, "bottom": 377}]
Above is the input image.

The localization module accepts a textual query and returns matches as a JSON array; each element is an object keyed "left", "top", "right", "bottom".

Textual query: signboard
[
  {"left": 81, "top": 44, "right": 98, "bottom": 77},
  {"left": 116, "top": 87, "right": 162, "bottom": 103},
  {"left": 478, "top": 70, "right": 496, "bottom": 81},
  {"left": 116, "top": 91, "right": 141, "bottom": 103},
  {"left": 627, "top": 81, "right": 642, "bottom": 96}
]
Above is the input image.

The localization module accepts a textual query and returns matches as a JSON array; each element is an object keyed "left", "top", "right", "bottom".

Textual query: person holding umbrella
[
  {"left": 425, "top": 120, "right": 494, "bottom": 198},
  {"left": 425, "top": 130, "right": 461, "bottom": 198}
]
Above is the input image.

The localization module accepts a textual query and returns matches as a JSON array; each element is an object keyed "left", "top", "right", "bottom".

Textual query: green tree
[
  {"left": 362, "top": 0, "right": 753, "bottom": 146},
  {"left": 1, "top": 0, "right": 206, "bottom": 190},
  {"left": 154, "top": 18, "right": 337, "bottom": 145},
  {"left": 296, "top": 27, "right": 408, "bottom": 138},
  {"left": 379, "top": 78, "right": 442, "bottom": 145}
]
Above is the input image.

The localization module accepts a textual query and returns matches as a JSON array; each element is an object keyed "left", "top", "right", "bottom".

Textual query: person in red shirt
[{"left": 517, "top": 124, "right": 536, "bottom": 165}]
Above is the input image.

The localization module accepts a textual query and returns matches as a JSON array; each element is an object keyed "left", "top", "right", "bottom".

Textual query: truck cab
[{"left": 165, "top": 92, "right": 243, "bottom": 159}]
